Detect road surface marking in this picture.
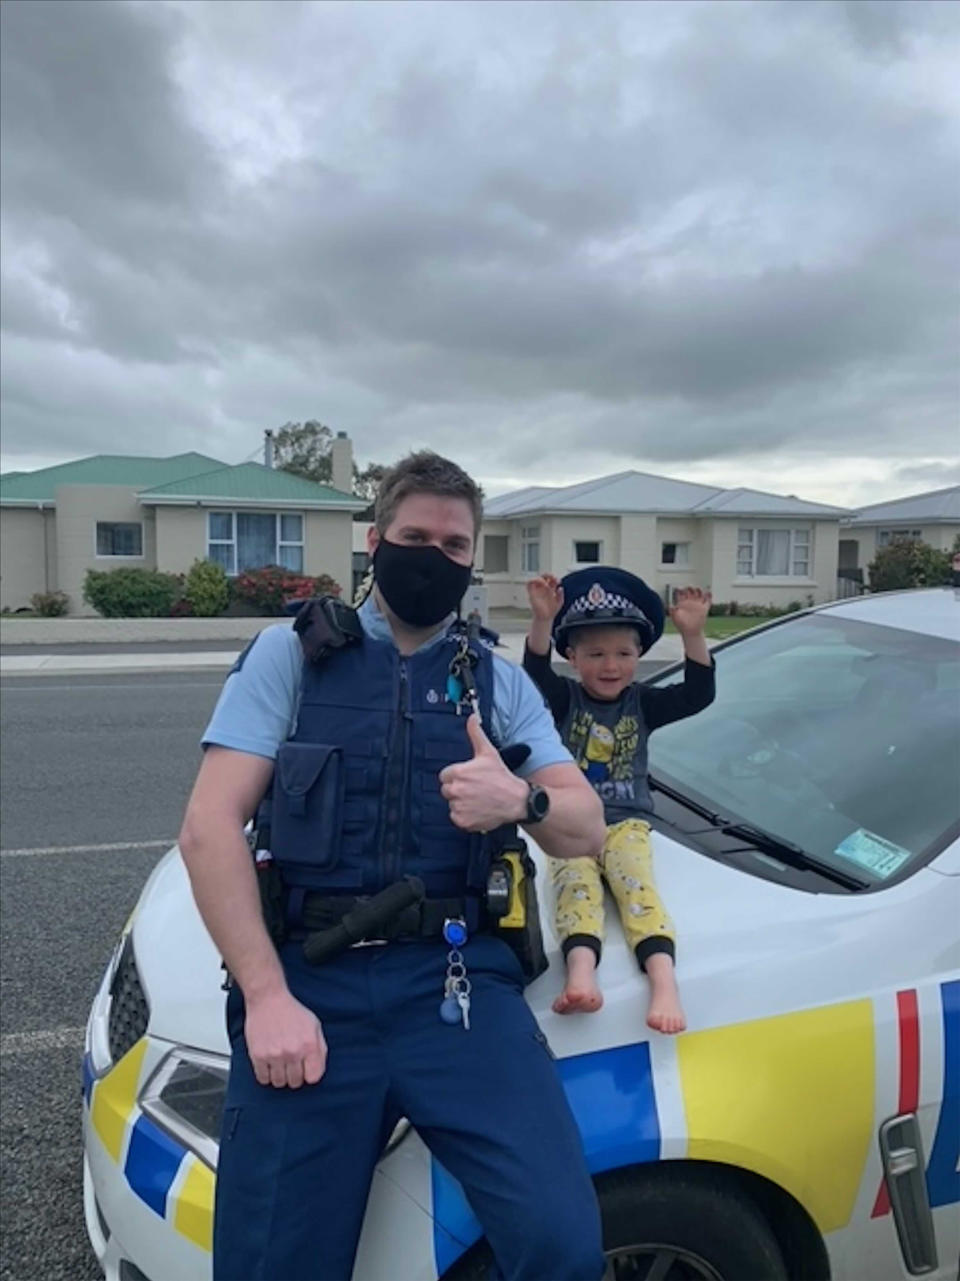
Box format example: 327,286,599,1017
1,839,173,858
1,1027,86,1056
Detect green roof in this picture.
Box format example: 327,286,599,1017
0,452,224,504
0,453,363,508
139,462,362,507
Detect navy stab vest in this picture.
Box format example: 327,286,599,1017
262,624,496,900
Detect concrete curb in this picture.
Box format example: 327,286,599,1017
0,616,288,646
0,630,698,678
0,651,243,677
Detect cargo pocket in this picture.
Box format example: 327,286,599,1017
272,743,344,872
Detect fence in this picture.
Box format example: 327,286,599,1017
836,569,866,599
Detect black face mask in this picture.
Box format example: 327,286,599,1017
373,539,473,628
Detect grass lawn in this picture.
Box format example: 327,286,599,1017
664,615,765,639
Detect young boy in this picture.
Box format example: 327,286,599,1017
524,567,714,1034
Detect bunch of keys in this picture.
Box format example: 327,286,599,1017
447,635,481,724
439,918,471,1030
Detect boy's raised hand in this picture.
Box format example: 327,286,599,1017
670,586,712,636
527,574,564,622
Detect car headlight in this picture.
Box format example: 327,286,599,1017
140,1048,229,1169
139,1049,412,1169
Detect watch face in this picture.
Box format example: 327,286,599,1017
527,785,549,822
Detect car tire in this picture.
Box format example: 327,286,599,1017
598,1165,789,1280
443,1164,789,1281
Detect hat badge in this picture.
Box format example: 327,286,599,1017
587,582,606,606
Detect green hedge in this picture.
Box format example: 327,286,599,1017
184,559,230,617
83,568,184,618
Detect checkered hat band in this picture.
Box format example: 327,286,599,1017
563,592,649,625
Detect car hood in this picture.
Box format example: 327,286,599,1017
133,832,958,1056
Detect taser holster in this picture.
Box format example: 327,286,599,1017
487,829,548,984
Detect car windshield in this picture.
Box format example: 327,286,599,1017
648,612,960,887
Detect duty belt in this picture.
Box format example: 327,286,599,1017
298,877,488,965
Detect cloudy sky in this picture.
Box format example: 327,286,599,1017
1,0,957,506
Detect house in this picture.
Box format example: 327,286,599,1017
839,486,960,585
479,471,851,609
0,435,365,614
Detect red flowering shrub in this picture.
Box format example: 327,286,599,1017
230,566,341,615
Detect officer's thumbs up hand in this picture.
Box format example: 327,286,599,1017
440,715,529,832
466,712,497,758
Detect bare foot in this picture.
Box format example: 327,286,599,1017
644,952,686,1035
553,945,604,1015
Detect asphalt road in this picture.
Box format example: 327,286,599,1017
0,672,223,1281
0,659,672,1281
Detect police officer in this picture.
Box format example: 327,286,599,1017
179,451,608,1281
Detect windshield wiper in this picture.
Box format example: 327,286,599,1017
648,773,726,825
648,772,869,891
718,820,869,890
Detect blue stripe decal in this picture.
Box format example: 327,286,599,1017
81,1053,95,1107
562,1039,660,1173
431,1041,660,1273
926,979,960,1209
124,1115,185,1218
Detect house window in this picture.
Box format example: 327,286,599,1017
207,511,305,575
484,534,509,574
877,528,923,548
737,526,812,578
96,522,143,557
278,513,304,572
573,540,601,564
521,525,540,574
661,541,690,566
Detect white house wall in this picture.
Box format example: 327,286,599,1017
618,515,659,579
154,506,353,595
479,511,845,610
154,507,207,576
303,511,352,592
842,522,959,585
0,507,50,611
705,518,839,607
55,485,154,616
548,516,621,574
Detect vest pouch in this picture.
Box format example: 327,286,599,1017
272,743,344,877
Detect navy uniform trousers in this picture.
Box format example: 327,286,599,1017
213,934,605,1281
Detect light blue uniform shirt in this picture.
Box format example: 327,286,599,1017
202,597,572,779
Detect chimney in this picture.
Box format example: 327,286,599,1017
330,431,353,494
264,429,274,469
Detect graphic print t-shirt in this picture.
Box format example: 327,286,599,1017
559,682,653,823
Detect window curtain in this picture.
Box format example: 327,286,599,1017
237,513,276,570
756,529,790,575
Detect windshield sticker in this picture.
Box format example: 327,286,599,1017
835,829,912,879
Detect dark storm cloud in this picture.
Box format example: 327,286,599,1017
0,0,957,500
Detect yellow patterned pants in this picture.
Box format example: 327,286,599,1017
548,818,675,968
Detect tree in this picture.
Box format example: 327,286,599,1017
273,421,335,484
354,462,386,504
868,538,953,592
272,422,386,517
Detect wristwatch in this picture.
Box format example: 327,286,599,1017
524,783,550,824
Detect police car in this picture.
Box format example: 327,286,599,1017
82,588,960,1281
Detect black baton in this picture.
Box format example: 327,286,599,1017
302,876,426,965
